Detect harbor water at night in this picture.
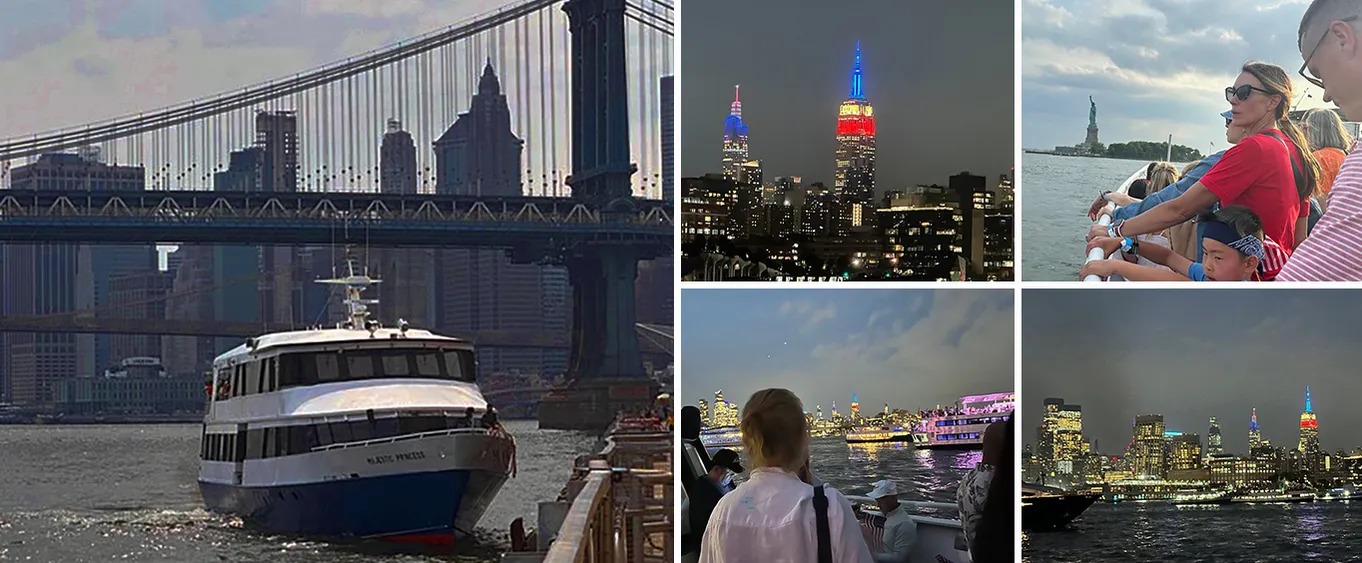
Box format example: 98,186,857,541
1024,498,1362,562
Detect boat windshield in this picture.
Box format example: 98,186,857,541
277,348,475,388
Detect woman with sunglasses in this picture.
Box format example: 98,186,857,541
1088,62,1321,255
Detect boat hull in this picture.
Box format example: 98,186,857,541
912,441,982,450
859,511,970,563
846,436,913,444
198,431,512,540
1021,492,1100,530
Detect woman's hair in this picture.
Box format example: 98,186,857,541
1146,162,1179,196
1181,160,1199,177
971,417,1014,562
1302,107,1354,153
1242,61,1321,202
739,388,808,471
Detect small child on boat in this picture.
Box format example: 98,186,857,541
1080,206,1286,281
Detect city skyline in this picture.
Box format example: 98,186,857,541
1024,290,1362,454
682,288,1014,414
1023,0,1336,154
680,0,1014,192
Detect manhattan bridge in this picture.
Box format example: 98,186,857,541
0,0,674,429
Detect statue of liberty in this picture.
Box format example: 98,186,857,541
1089,96,1097,127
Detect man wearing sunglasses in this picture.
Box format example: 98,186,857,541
1280,0,1362,280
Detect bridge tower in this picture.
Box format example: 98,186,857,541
539,0,657,430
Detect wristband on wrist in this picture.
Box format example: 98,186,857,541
1120,236,1133,253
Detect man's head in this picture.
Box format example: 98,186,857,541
708,448,744,483
1299,0,1362,119
982,420,1007,466
1198,206,1265,281
866,479,900,512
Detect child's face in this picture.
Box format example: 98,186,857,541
1202,238,1257,281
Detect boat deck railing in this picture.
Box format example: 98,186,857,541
1083,166,1148,282
843,495,963,529
506,419,672,563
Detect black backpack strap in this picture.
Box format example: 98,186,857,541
813,484,832,563
1261,130,1307,201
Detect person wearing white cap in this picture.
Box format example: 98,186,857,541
866,479,916,562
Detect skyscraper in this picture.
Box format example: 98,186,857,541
698,399,709,426
432,63,567,378
661,75,675,202
1249,407,1262,451
254,111,297,193
851,393,860,418
1207,416,1223,459
1168,432,1202,472
952,172,988,278
1038,397,1085,477
380,118,418,195
721,85,749,181
835,42,876,207
1131,414,1166,478
434,62,524,196
1299,387,1320,472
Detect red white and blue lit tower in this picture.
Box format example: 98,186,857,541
721,85,750,181
851,393,860,418
1248,407,1261,451
835,42,876,215
1298,387,1320,459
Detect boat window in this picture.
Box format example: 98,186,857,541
246,429,263,461
264,358,276,392
263,427,276,459
314,420,333,449
329,420,353,444
444,350,476,382
318,353,341,382
380,353,411,377
414,352,441,377
346,355,374,380
350,419,374,442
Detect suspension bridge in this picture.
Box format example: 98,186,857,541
0,0,674,430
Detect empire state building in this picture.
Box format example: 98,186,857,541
835,42,876,209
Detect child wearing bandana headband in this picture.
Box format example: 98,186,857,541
1082,206,1281,281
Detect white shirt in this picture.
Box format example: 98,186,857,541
872,504,916,563
700,467,874,563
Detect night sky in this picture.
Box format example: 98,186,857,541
1024,290,1362,456
680,0,1015,192
681,288,1014,415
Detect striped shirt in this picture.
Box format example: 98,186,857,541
1278,144,1362,281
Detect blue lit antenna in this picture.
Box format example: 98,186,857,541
849,41,865,99
1305,386,1312,413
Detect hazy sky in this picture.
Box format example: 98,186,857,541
1023,0,1336,155
682,289,1014,414
680,0,1015,191
0,0,672,196
1024,290,1362,456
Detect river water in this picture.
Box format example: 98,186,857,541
1021,152,1191,281
719,437,980,509
0,420,595,562
1023,501,1362,562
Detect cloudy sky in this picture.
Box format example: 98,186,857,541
1023,0,1334,154
682,289,1014,415
0,0,672,196
681,0,1015,192
1024,290,1362,456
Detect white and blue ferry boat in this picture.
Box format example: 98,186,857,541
197,258,515,543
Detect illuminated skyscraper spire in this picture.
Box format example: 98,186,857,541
721,85,750,180
731,85,742,118
1305,386,1312,413
1248,407,1261,451
849,41,865,99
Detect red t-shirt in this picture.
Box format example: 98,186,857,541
1198,130,1308,249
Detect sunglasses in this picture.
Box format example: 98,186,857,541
1300,15,1360,89
1225,84,1276,102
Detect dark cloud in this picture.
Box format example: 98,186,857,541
1023,289,1362,456
681,0,1015,191
1022,0,1328,151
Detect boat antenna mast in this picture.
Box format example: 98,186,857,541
315,247,382,333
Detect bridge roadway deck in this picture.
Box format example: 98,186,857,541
0,189,672,251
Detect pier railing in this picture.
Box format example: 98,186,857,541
505,418,672,563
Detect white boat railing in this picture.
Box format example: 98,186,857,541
311,426,490,452
1083,165,1150,282
844,495,963,528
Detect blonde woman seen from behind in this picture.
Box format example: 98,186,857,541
1302,107,1353,213
700,389,874,563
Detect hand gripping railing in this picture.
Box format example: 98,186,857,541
1083,166,1149,282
